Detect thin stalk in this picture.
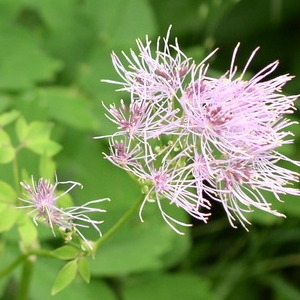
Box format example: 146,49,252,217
0,254,27,279
94,194,145,252
0,250,53,279
16,257,34,300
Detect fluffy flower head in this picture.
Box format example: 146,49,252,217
101,27,299,232
19,176,109,249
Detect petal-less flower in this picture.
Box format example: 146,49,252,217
180,43,300,227
101,98,180,140
19,176,109,249
101,27,300,232
130,150,211,234
181,47,298,160
103,26,194,101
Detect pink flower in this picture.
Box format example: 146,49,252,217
19,176,109,249
101,98,180,140
103,137,143,168
101,28,300,231
130,150,211,234
181,44,298,160
103,26,194,101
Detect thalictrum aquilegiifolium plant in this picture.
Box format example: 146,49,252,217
1,26,299,298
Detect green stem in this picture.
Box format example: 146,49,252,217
0,250,53,279
94,194,145,252
0,254,27,279
16,257,34,300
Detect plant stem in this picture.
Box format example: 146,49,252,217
0,250,53,279
16,257,34,300
0,255,27,279
94,194,145,252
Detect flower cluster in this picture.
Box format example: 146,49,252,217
98,27,300,232
19,176,109,249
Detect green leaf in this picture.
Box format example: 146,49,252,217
0,24,62,90
0,204,19,232
28,138,61,157
51,246,80,260
0,110,19,127
25,122,53,142
0,130,15,164
0,181,16,204
39,155,56,179
36,88,98,131
15,117,28,143
15,88,99,130
78,257,90,283
31,257,116,300
17,214,38,245
0,181,18,232
24,122,62,156
51,260,78,295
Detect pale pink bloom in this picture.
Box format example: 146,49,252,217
101,98,180,140
128,150,211,234
181,52,298,160
103,137,144,169
103,26,194,101
101,29,299,231
191,148,300,228
19,176,109,249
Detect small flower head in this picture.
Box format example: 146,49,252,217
102,98,180,140
134,150,211,234
182,75,297,160
104,26,194,100
19,176,109,249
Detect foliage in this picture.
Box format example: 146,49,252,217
0,0,299,299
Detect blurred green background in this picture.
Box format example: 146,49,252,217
0,0,300,299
